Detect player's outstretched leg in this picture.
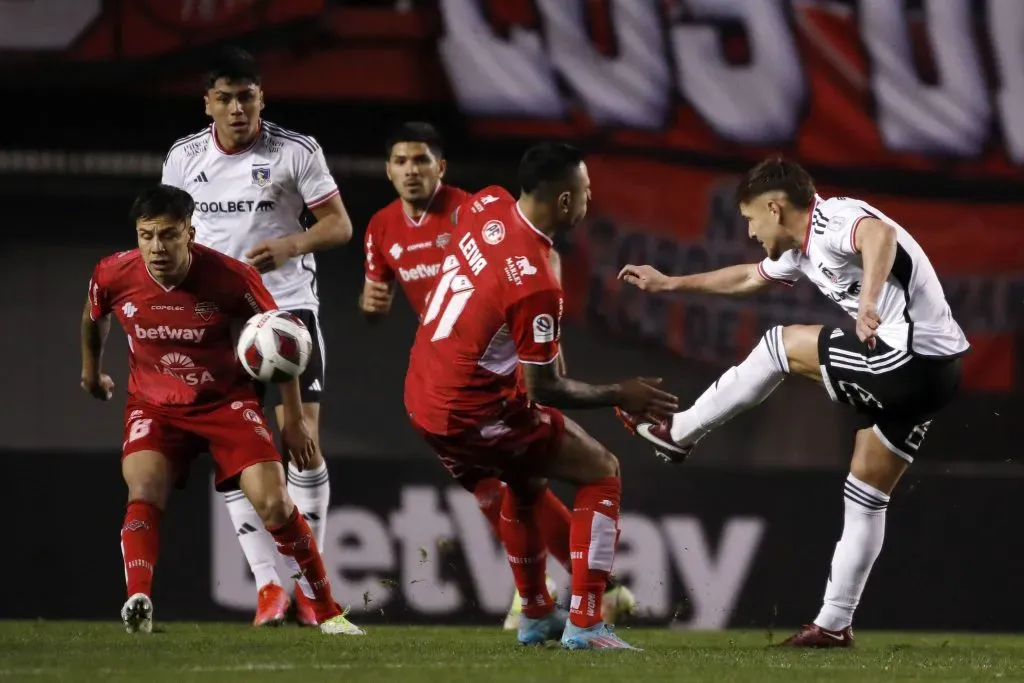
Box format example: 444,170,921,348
781,427,907,648
221,489,289,627
120,450,173,634
239,461,364,636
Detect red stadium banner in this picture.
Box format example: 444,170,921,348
561,157,1024,392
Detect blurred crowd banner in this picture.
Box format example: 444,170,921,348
6,454,1022,631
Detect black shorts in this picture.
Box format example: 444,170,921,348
818,327,962,462
259,308,325,408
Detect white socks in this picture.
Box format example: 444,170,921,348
814,474,889,631
287,461,330,550
670,326,789,444
223,489,281,589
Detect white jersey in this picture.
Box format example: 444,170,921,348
758,195,969,358
161,121,340,313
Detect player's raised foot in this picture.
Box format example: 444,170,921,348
517,607,568,646
503,575,558,630
121,593,153,634
777,624,855,648
292,584,318,627
253,582,290,627
602,576,637,624
320,607,366,635
561,621,641,651
615,409,693,464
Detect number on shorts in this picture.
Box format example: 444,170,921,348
904,419,932,453
836,380,884,411
128,418,152,442
423,255,475,342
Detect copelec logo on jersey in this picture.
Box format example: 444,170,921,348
532,314,556,343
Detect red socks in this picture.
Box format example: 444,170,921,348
569,476,621,628
268,507,340,623
537,488,573,572
121,500,161,598
499,489,553,619
473,478,506,539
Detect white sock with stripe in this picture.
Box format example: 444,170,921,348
670,325,789,444
814,474,889,631
287,461,330,550
223,490,281,589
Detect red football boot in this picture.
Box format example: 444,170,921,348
778,624,855,648
253,583,290,627
615,408,692,464
292,584,319,627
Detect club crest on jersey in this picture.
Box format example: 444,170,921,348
194,301,219,321
251,165,271,187
482,220,505,245
436,232,451,249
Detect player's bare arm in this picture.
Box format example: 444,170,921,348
278,376,316,470
522,360,678,418
359,279,395,318
80,296,114,400
548,249,568,375
246,195,353,273
852,218,897,349
618,262,768,296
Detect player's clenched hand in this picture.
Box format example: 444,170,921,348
615,377,679,420
81,373,115,401
856,302,881,350
359,281,393,316
618,264,670,293
246,238,297,273
281,418,316,471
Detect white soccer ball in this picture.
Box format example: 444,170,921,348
236,310,312,382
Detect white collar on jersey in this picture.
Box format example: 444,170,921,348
515,201,554,246
145,249,193,292
404,183,441,227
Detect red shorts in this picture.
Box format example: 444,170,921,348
122,398,281,489
409,402,565,491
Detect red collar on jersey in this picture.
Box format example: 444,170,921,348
514,201,554,247
801,194,820,256
404,184,443,227
211,122,261,156
143,247,193,292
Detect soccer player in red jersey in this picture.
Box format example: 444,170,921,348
362,124,635,629
404,143,677,649
80,185,363,635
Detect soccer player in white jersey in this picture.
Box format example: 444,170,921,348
161,48,358,631
617,158,968,647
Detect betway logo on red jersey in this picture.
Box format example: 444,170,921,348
399,263,441,282
135,324,206,342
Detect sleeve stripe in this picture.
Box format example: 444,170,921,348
851,215,867,253
519,354,560,366
757,262,796,287
307,188,340,209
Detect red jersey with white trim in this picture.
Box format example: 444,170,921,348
404,187,564,434
161,122,339,313
88,244,277,408
364,184,471,316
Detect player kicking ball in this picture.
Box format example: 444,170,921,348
404,143,677,649
80,185,360,636
361,122,635,630
618,159,967,647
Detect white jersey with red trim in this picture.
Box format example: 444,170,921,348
758,194,969,358
161,121,340,313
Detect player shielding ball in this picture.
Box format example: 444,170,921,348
80,185,360,636
618,159,968,647
362,123,635,629
404,143,677,650
161,48,354,628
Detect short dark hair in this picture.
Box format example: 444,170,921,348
129,185,195,224
204,47,261,89
735,158,816,209
385,122,444,158
517,142,584,198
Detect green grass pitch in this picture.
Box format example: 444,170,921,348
1,622,1023,682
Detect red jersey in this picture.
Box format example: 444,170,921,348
404,187,563,434
364,184,471,316
88,244,276,408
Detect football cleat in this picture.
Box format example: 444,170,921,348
778,623,855,648
518,607,568,645
602,577,637,624
292,584,319,627
503,575,558,630
616,409,692,464
121,593,153,634
253,582,290,627
561,621,641,651
320,607,366,635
